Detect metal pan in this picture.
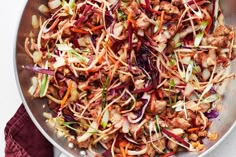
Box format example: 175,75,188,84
14,0,236,156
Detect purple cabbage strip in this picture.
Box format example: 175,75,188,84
24,65,54,75
204,110,219,119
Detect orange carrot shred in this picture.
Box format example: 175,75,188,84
157,11,165,35
61,80,73,108
91,25,104,31
119,141,128,157
187,127,200,132
71,27,89,34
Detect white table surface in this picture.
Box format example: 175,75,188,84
1,1,236,157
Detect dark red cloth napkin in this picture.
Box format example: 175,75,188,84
4,104,54,157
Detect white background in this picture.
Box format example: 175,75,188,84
0,1,236,157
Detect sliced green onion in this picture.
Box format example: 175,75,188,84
185,61,193,82
32,15,39,29
202,94,220,103
40,61,49,97
155,115,161,133
56,43,89,63
173,33,182,48
56,43,73,51
154,25,159,33
62,0,75,15
184,0,203,18
194,32,204,47
101,109,109,129
62,121,81,132
202,83,213,96
77,121,98,143
194,21,208,47
38,4,50,15
199,21,209,30
170,79,176,87
62,121,98,133
169,79,177,105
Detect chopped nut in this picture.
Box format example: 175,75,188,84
207,132,218,141
167,139,178,152
189,133,198,141
198,130,208,137
191,141,205,151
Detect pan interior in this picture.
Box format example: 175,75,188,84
14,0,236,156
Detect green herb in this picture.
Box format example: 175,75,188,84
169,79,177,105
101,76,109,109
62,121,81,132
118,10,127,21
62,121,98,133
101,109,109,128
56,43,89,63
62,0,75,15
169,58,177,66
155,115,161,133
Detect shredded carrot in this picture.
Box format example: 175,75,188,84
150,93,156,112
91,25,104,31
109,61,120,85
160,152,175,157
156,11,165,35
61,80,73,108
108,55,117,64
86,21,94,28
120,146,126,157
187,127,200,132
127,13,135,25
205,17,212,33
71,27,89,34
119,141,128,157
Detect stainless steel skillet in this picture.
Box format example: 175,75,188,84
14,0,236,156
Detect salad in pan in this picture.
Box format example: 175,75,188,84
24,0,236,156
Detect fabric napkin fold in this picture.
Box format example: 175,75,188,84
4,104,54,157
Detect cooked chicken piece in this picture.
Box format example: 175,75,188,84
160,1,180,15
150,100,167,114
195,114,208,127
88,104,102,119
119,73,130,83
189,133,198,141
198,130,208,137
207,36,228,48
151,0,160,6
214,25,230,37
113,22,124,37
171,117,191,130
77,138,91,148
134,79,145,90
167,139,178,152
171,0,182,6
146,144,156,157
136,13,151,29
133,101,144,111
177,110,197,121
153,138,166,154
126,1,140,15
198,103,211,113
